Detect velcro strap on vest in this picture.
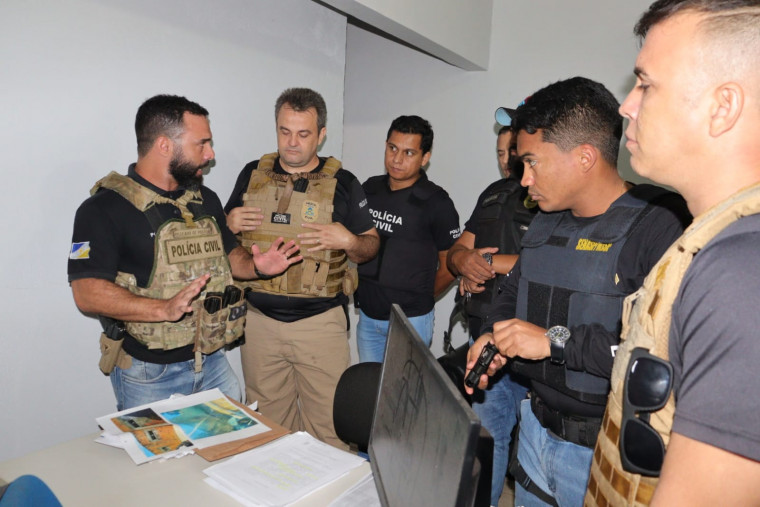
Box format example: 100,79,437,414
301,259,318,293
278,177,296,214
531,395,601,448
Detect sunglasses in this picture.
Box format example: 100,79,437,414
620,347,673,477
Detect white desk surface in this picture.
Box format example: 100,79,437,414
0,433,371,506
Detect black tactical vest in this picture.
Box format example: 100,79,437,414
510,185,666,406
467,176,537,320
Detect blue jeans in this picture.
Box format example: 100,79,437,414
514,399,594,507
110,349,241,411
470,343,528,505
356,309,434,362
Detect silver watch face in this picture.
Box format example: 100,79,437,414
546,325,571,344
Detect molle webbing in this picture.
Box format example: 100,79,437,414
238,154,353,297
91,171,202,228
585,182,760,507
92,172,243,362
513,190,657,403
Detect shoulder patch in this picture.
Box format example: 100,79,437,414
69,241,91,260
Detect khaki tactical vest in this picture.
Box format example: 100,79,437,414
92,172,246,368
585,183,760,506
238,153,357,297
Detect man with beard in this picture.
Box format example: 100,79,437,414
68,94,301,410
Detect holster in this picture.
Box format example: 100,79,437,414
342,266,358,296
98,333,131,375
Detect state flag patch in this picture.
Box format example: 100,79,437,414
69,241,91,260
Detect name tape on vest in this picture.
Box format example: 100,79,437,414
271,212,291,225
165,236,223,264
576,238,612,252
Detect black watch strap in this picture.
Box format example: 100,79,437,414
550,339,566,365
255,265,275,280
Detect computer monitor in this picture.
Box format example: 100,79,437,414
368,305,493,507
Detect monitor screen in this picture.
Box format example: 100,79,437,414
368,305,492,507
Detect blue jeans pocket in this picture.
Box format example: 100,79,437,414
121,359,170,384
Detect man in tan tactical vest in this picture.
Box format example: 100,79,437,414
586,2,760,505
225,88,379,449
68,94,300,411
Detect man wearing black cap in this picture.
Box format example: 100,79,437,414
446,111,537,505
465,77,690,506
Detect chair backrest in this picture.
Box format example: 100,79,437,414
333,362,382,452
0,475,62,507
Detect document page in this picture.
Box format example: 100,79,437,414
203,432,366,506
328,472,381,507
95,389,271,464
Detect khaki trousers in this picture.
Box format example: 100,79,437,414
241,304,350,450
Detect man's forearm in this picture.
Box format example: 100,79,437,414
446,243,469,276
446,232,476,276
228,245,255,280
492,253,519,275
345,231,380,264
71,278,168,322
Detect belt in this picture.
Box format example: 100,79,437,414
530,395,601,448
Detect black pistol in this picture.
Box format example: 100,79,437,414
464,343,499,388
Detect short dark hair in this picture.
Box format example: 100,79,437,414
497,125,512,137
635,0,760,38
135,95,208,157
386,115,434,154
275,88,327,131
511,76,622,166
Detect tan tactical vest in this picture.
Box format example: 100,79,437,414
92,173,245,365
238,153,357,297
585,183,760,506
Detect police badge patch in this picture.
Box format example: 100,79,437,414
302,200,319,222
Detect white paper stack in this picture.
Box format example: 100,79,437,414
203,432,367,507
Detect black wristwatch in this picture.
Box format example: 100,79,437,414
546,325,571,365
255,265,275,280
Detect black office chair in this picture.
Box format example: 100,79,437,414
333,362,382,453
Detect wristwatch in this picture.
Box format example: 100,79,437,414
254,264,275,280
482,252,493,266
546,325,571,365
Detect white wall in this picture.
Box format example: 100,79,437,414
320,0,493,69
342,0,655,358
0,0,347,462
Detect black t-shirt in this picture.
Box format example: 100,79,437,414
484,189,692,417
225,156,374,322
68,164,239,363
355,173,460,319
